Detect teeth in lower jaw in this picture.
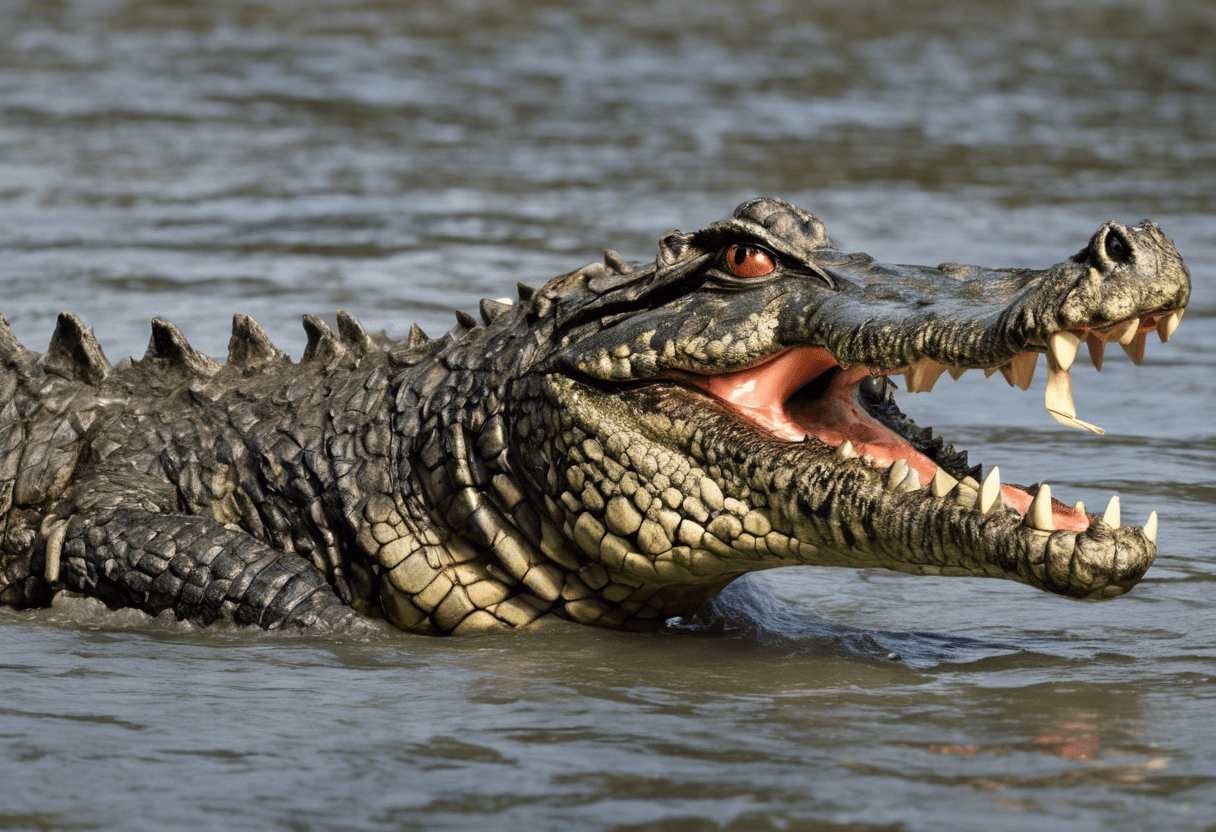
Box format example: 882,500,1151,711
1074,501,1086,515
954,477,979,507
1158,309,1183,343
897,467,921,492
1144,511,1158,545
836,440,859,460
979,467,1002,514
1026,484,1054,531
886,459,910,490
930,467,958,498
1049,331,1082,372
1103,495,1121,528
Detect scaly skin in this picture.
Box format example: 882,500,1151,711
0,198,1192,633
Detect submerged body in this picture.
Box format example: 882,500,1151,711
0,199,1191,633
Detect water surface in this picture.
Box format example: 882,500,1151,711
2,2,1214,830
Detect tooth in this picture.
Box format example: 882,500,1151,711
954,478,979,507
931,468,958,498
1106,319,1139,346
1008,351,1039,390
1086,333,1105,372
886,459,910,490
1045,365,1105,434
979,467,1002,515
1073,501,1086,516
863,454,876,466
1157,309,1183,343
836,440,858,460
948,366,967,380
1121,331,1147,365
897,468,921,492
1144,511,1157,545
984,366,1000,378
1102,495,1121,528
1049,331,1082,372
1026,484,1054,531
905,359,947,393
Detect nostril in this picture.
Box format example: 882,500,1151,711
1103,229,1132,265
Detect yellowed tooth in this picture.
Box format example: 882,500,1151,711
984,366,1000,378
1102,495,1121,528
1111,318,1140,346
1073,501,1086,516
1008,351,1039,390
1122,330,1147,365
1027,484,1054,531
1049,331,1082,372
886,459,910,491
837,440,859,460
931,467,958,498
905,359,947,393
897,467,921,492
979,467,1002,515
947,366,967,380
1157,309,1183,343
1144,511,1158,545
1045,365,1105,434
1086,333,1105,372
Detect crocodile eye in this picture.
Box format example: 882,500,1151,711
724,244,776,278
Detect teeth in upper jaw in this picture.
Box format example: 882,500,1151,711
1109,319,1141,346
886,459,910,490
930,467,958,498
947,366,967,380
904,359,947,393
1026,484,1054,531
836,440,859,460
978,467,1003,514
1049,331,1082,372
1102,495,1121,528
1045,364,1105,434
1158,309,1183,343
1144,511,1158,545
1122,331,1147,365
999,351,1039,390
1086,333,1106,372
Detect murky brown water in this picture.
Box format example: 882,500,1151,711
2,1,1215,830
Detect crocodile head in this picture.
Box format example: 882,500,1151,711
505,197,1190,626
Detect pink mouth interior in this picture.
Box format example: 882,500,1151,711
666,346,1090,532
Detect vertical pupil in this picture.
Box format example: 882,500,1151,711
733,247,747,265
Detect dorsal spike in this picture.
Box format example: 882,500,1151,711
517,282,537,301
406,323,431,351
302,314,347,365
604,249,633,275
454,309,479,330
147,318,220,377
0,313,35,366
42,312,112,385
228,314,286,369
335,310,374,356
479,298,512,326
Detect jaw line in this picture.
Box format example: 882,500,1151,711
660,345,1090,533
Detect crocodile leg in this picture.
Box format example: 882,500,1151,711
53,509,361,630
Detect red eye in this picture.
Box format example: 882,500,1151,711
725,244,776,278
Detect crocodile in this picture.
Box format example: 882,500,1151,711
0,198,1191,634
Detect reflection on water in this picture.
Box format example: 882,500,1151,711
1,1,1215,830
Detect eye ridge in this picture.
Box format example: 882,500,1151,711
724,243,777,278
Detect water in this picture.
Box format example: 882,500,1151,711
2,1,1215,829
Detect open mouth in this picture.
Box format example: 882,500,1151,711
660,307,1184,538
